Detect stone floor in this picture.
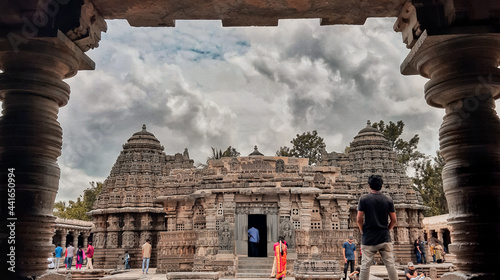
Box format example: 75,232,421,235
44,264,454,280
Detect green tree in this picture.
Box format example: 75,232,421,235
413,152,448,216
276,146,292,157
53,181,103,221
276,130,326,165
372,120,424,169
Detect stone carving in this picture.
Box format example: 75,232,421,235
279,219,295,249
94,232,106,248
218,221,233,251
276,159,285,172
122,231,137,248
107,232,119,248
140,231,153,245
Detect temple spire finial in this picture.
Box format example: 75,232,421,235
367,120,371,127
142,124,147,130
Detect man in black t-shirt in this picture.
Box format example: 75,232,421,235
356,175,398,280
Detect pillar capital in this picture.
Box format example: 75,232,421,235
399,31,500,108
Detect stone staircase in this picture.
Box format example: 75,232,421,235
237,257,274,278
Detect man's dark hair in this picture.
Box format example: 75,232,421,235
368,175,383,191
57,243,61,247
146,239,150,243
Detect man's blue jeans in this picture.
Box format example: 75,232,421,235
415,251,422,263
66,257,73,269
142,257,150,273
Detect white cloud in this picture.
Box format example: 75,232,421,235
1,18,453,201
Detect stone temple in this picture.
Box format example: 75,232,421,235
90,122,426,277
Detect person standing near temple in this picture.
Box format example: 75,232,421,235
124,251,131,269
418,237,427,264
65,242,75,270
86,241,94,270
434,242,444,263
142,239,152,274
273,236,287,280
75,245,86,269
414,238,422,264
248,226,260,257
343,236,357,280
356,175,398,280
54,243,63,270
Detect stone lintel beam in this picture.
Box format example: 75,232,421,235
89,0,408,27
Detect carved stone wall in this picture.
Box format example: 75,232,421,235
92,123,426,273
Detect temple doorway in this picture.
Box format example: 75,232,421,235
235,203,278,257
248,214,267,257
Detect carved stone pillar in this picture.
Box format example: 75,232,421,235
0,33,94,277
400,31,500,278
60,229,67,248
73,232,79,248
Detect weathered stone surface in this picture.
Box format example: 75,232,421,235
92,122,425,275
89,0,408,27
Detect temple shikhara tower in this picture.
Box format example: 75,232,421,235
90,123,425,277
90,125,194,268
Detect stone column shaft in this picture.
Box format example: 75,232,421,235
73,232,79,248
401,32,500,279
61,230,67,248
0,33,93,278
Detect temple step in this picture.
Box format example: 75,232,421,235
237,257,274,278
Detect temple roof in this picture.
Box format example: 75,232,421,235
122,124,164,151
249,145,264,156
350,120,391,152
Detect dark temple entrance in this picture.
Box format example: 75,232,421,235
248,214,267,257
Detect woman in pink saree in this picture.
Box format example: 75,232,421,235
274,236,287,279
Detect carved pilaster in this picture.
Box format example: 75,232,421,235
298,195,314,231
203,195,217,230
399,24,500,278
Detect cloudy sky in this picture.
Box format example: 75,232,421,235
48,17,448,202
